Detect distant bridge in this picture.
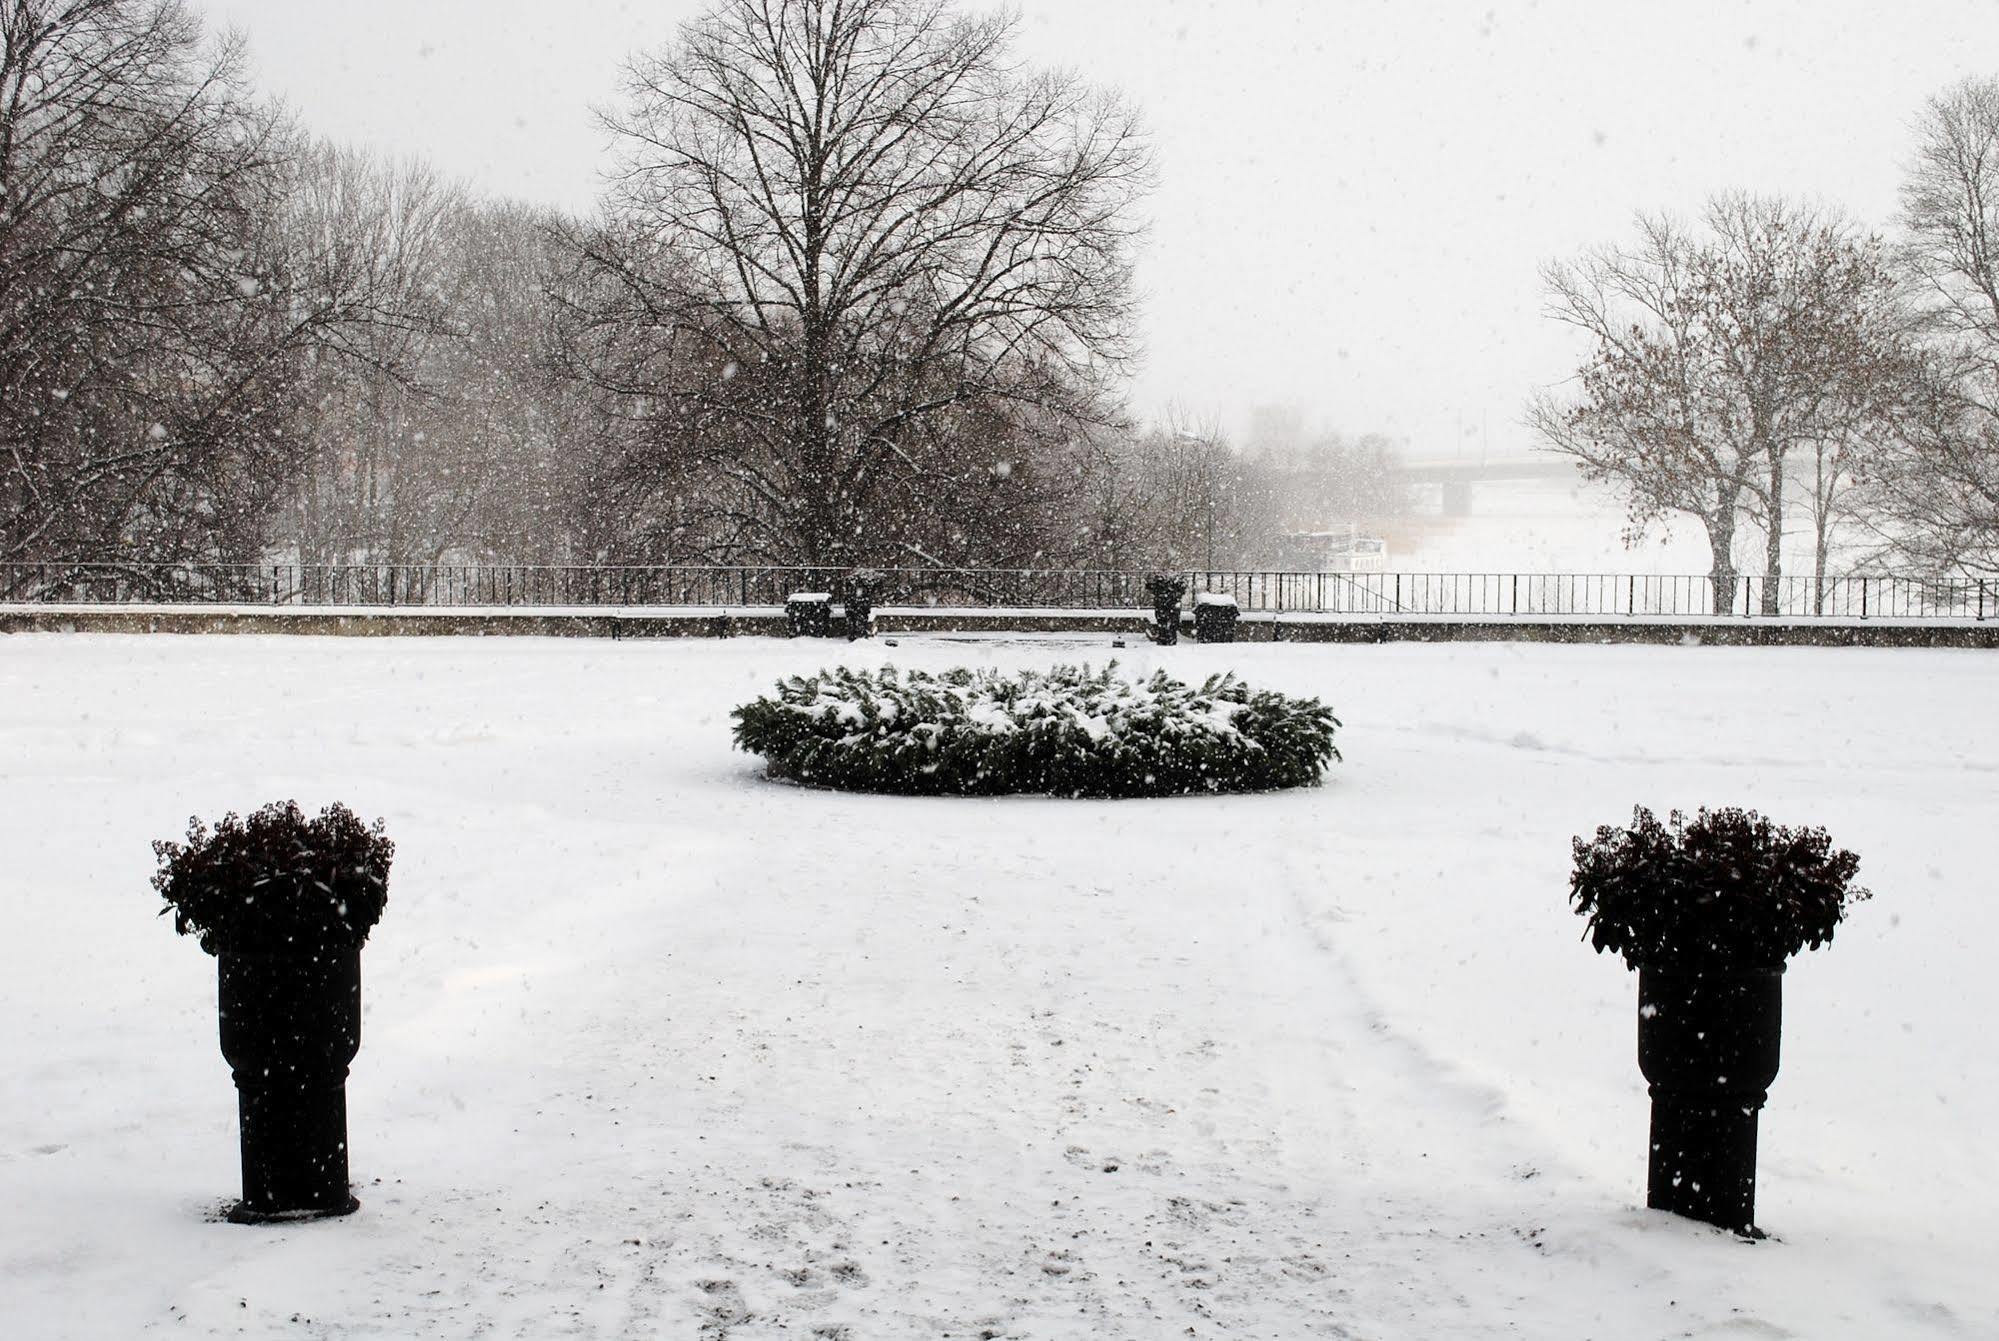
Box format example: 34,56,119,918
1399,456,1581,516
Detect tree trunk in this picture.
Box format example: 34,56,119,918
1710,550,1739,614
1814,514,1831,617
796,263,843,567
1706,505,1739,615
1761,447,1784,615
1810,440,1840,617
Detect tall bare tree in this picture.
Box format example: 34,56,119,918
1903,77,1999,349
281,144,458,567
2,0,267,565
1145,416,1240,573
572,0,1151,567
0,1,443,579
1532,196,1910,612
424,201,590,564
1069,414,1295,573
1070,427,1160,571
1863,76,1999,576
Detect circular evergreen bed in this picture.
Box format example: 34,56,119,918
731,663,1340,798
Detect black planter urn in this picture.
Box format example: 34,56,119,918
1194,594,1240,643
842,575,875,641
1145,575,1187,645
1636,964,1783,1235
786,592,833,638
217,949,363,1223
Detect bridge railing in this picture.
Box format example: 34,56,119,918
2,562,1991,620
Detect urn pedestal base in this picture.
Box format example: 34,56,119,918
218,950,362,1224
1637,965,1783,1236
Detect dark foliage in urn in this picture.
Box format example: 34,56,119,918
732,663,1340,798
1570,806,1866,969
152,802,394,955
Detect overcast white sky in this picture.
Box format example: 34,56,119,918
209,0,1999,460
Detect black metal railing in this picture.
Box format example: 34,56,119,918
1188,570,1996,620
0,562,1173,610
2,561,1992,620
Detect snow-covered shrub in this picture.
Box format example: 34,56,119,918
1569,806,1867,969
152,802,394,954
732,663,1340,797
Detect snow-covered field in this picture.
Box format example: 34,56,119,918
3,632,1994,1339
1396,475,1874,578
1401,476,1710,573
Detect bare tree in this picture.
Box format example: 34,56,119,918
1148,415,1240,573
279,158,585,571
281,143,459,567
1903,77,1999,350
1803,428,1868,606
0,1,445,579
1070,428,1163,571
574,0,1151,567
1863,76,1999,576
425,201,592,564
1532,196,1909,612
1,0,268,565
1068,413,1285,573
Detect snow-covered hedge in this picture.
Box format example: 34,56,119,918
732,663,1340,797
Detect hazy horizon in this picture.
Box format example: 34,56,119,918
209,0,1999,460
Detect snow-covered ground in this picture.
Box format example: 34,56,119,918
1400,476,1707,573
2,633,1994,1339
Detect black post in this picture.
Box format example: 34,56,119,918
217,950,363,1223
1636,965,1783,1236
843,571,878,640
1144,574,1186,645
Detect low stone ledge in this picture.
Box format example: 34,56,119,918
4,604,1996,647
